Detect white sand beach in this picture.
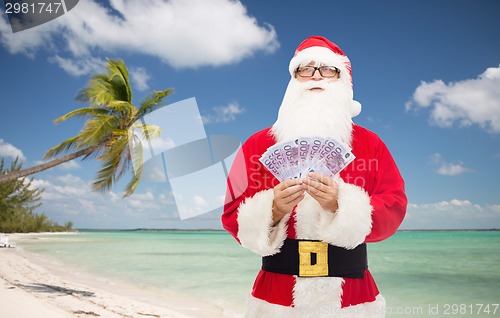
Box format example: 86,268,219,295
0,233,236,318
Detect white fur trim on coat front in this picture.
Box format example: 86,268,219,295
237,189,289,256
245,293,386,318
294,179,372,249
316,178,373,249
293,276,343,314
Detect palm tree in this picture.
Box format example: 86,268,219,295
0,58,172,197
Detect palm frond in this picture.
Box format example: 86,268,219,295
137,88,173,119
107,101,134,115
99,132,129,162
92,134,131,193
53,107,110,124
106,58,132,103
128,133,145,177
121,133,144,198
123,163,142,197
139,124,162,140
92,156,119,193
78,115,119,146
39,58,174,197
43,136,80,160
76,75,116,107
75,59,133,107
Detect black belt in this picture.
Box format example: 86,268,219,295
262,239,367,278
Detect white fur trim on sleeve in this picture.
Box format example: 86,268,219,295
316,179,373,249
236,189,290,256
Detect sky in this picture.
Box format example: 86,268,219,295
0,0,499,230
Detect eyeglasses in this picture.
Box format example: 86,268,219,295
295,66,340,78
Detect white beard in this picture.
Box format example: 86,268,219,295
271,79,354,145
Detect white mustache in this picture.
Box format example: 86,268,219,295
298,80,334,91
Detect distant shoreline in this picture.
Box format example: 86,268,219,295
4,228,498,237
74,228,500,232
398,228,499,232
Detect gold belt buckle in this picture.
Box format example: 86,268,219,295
298,241,329,277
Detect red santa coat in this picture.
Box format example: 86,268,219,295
222,125,407,318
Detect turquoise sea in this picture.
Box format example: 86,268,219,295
18,230,500,317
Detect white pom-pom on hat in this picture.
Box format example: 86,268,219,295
351,100,362,117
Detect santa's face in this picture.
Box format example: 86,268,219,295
271,61,354,145
294,62,340,87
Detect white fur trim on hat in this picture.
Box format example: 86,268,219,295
289,46,351,82
237,189,290,256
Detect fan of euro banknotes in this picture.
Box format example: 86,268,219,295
259,137,355,182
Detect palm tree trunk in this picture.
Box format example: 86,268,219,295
0,145,100,184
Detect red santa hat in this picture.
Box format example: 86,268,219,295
288,36,362,117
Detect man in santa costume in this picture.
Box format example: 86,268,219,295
222,36,407,318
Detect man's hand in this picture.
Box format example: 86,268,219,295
303,172,339,213
272,178,305,225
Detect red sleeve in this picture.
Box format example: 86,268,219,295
221,143,250,242
221,128,276,242
365,134,407,242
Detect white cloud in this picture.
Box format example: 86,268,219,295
0,0,278,75
202,102,245,124
402,199,500,230
0,139,26,161
48,55,106,76
58,160,82,171
0,11,54,57
33,159,82,171
435,164,469,176
28,173,179,227
149,136,176,151
171,188,226,219
128,191,160,209
56,173,86,186
406,65,500,133
429,153,471,176
194,195,208,206
143,165,167,182
130,67,151,92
